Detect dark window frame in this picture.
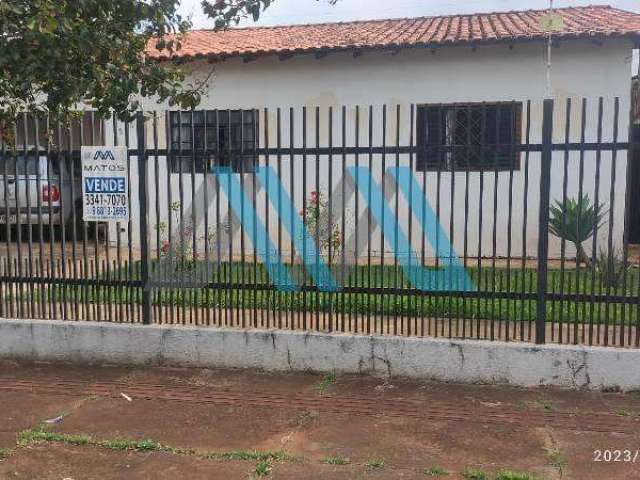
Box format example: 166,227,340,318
168,109,258,174
416,102,522,172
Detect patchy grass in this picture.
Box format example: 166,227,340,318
316,372,336,394
213,450,294,463
18,428,91,447
0,448,12,460
424,465,449,476
321,455,350,465
495,470,539,480
366,457,385,470
100,438,164,451
17,427,294,466
37,260,640,325
461,468,489,480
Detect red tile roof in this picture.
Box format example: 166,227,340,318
149,5,640,62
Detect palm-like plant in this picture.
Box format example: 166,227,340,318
548,194,606,266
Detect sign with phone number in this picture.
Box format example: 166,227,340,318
81,146,129,222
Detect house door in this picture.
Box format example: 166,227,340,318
628,125,640,244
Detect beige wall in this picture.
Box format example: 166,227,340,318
109,39,635,262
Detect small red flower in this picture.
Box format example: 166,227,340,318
310,191,319,204
160,241,170,254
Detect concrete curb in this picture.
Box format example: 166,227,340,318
1,318,639,389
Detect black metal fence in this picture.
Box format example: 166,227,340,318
1,97,638,348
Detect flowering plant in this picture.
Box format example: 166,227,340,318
300,190,342,264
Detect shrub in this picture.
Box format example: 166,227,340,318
548,194,606,266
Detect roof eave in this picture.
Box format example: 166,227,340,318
150,32,640,64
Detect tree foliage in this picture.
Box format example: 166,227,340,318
201,0,337,29
0,0,200,124
0,0,335,129
202,0,276,29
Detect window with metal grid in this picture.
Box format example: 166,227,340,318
169,110,257,173
416,102,522,171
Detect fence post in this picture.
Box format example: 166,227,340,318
136,111,152,325
536,99,554,344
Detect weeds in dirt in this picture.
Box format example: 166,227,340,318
461,468,489,480
531,397,554,412
424,465,449,476
495,470,539,480
215,450,294,462
366,457,385,470
101,438,164,451
18,428,91,447
544,445,567,475
316,372,336,394
0,448,12,460
17,427,295,467
253,460,272,477
322,455,350,465
615,408,639,417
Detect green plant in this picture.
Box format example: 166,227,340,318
322,455,350,465
495,470,538,480
316,371,336,393
366,457,385,470
596,249,629,289
254,460,272,477
461,468,489,480
0,448,12,460
548,194,606,266
424,465,449,476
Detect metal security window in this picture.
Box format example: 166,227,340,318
416,102,522,171
169,110,257,173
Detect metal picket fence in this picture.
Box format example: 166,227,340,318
1,97,639,347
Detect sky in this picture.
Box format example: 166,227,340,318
179,0,640,29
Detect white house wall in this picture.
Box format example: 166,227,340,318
105,39,634,263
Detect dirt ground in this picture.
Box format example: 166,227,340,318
1,361,640,479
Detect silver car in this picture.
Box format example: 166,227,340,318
0,154,80,230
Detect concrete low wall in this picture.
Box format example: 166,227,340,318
1,318,639,390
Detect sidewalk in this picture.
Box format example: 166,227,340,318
1,360,639,479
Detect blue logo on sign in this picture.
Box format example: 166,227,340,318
84,177,126,193
93,150,115,161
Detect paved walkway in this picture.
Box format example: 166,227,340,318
1,360,640,479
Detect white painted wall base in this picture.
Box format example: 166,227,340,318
1,319,638,390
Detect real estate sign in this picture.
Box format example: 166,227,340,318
81,146,129,222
